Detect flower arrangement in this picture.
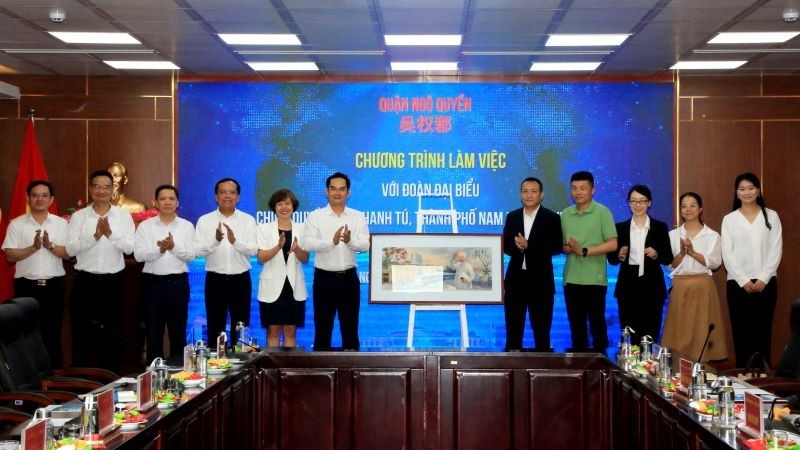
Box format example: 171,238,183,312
61,199,158,228
132,208,158,227
383,247,411,267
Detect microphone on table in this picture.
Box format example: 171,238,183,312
92,319,147,354
697,323,716,362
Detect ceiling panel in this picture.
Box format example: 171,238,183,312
0,0,798,76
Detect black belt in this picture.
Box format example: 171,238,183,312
315,267,356,277
19,276,63,287
76,270,122,280
143,273,188,282
207,271,249,280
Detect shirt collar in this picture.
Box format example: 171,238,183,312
216,208,238,219
631,215,651,231
569,200,596,215
324,204,349,216
523,206,540,218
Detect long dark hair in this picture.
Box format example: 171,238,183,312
732,172,771,229
679,192,704,225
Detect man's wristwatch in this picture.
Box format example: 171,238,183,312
582,247,588,257
47,242,55,251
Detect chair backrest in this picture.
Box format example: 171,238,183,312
10,297,53,378
0,303,44,391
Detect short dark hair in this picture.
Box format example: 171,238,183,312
26,180,53,197
89,169,113,184
215,178,241,195
326,172,350,189
628,184,652,202
155,184,179,200
520,177,543,191
570,170,594,187
268,189,299,212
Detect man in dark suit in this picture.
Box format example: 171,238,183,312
503,177,564,351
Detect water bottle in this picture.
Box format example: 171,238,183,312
640,335,653,362
150,357,168,392
657,347,672,383
617,326,635,370
196,340,209,375
81,394,98,436
217,331,228,358
183,342,196,372
690,363,707,401
716,376,736,429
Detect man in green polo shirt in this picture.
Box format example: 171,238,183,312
561,171,618,353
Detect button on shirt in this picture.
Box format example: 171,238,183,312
303,205,370,271
134,215,195,275
193,209,258,274
628,216,650,277
66,204,135,274
668,224,722,277
1,213,68,279
521,206,538,270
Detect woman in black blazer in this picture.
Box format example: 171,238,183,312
608,185,673,344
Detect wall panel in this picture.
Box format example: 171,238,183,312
88,120,173,206
679,76,761,97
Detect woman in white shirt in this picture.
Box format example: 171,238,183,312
721,173,782,368
661,192,728,362
257,189,309,347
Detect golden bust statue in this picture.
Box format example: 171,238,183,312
107,162,147,213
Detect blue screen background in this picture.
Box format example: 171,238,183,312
177,81,674,352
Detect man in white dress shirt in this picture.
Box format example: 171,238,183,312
304,172,370,351
67,170,135,370
193,178,257,348
2,180,70,368
135,184,194,365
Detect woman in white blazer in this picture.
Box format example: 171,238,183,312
721,172,782,368
257,189,309,347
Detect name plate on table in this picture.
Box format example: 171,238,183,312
679,358,693,392
97,389,115,434
21,419,46,450
138,370,154,410
741,391,764,437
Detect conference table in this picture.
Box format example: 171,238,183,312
8,350,771,449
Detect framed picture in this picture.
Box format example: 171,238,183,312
369,233,503,304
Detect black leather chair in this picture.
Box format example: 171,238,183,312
11,297,118,385
0,302,63,413
0,406,32,433
776,299,800,378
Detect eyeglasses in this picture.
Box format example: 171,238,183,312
628,200,650,206
91,184,112,191
29,193,51,199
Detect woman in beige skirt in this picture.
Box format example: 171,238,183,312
661,192,728,362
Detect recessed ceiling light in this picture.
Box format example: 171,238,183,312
545,34,630,47
246,62,319,71
385,35,462,46
708,32,800,44
391,62,458,71
103,61,180,70
670,60,747,70
219,34,301,46
529,62,601,71
49,32,140,45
